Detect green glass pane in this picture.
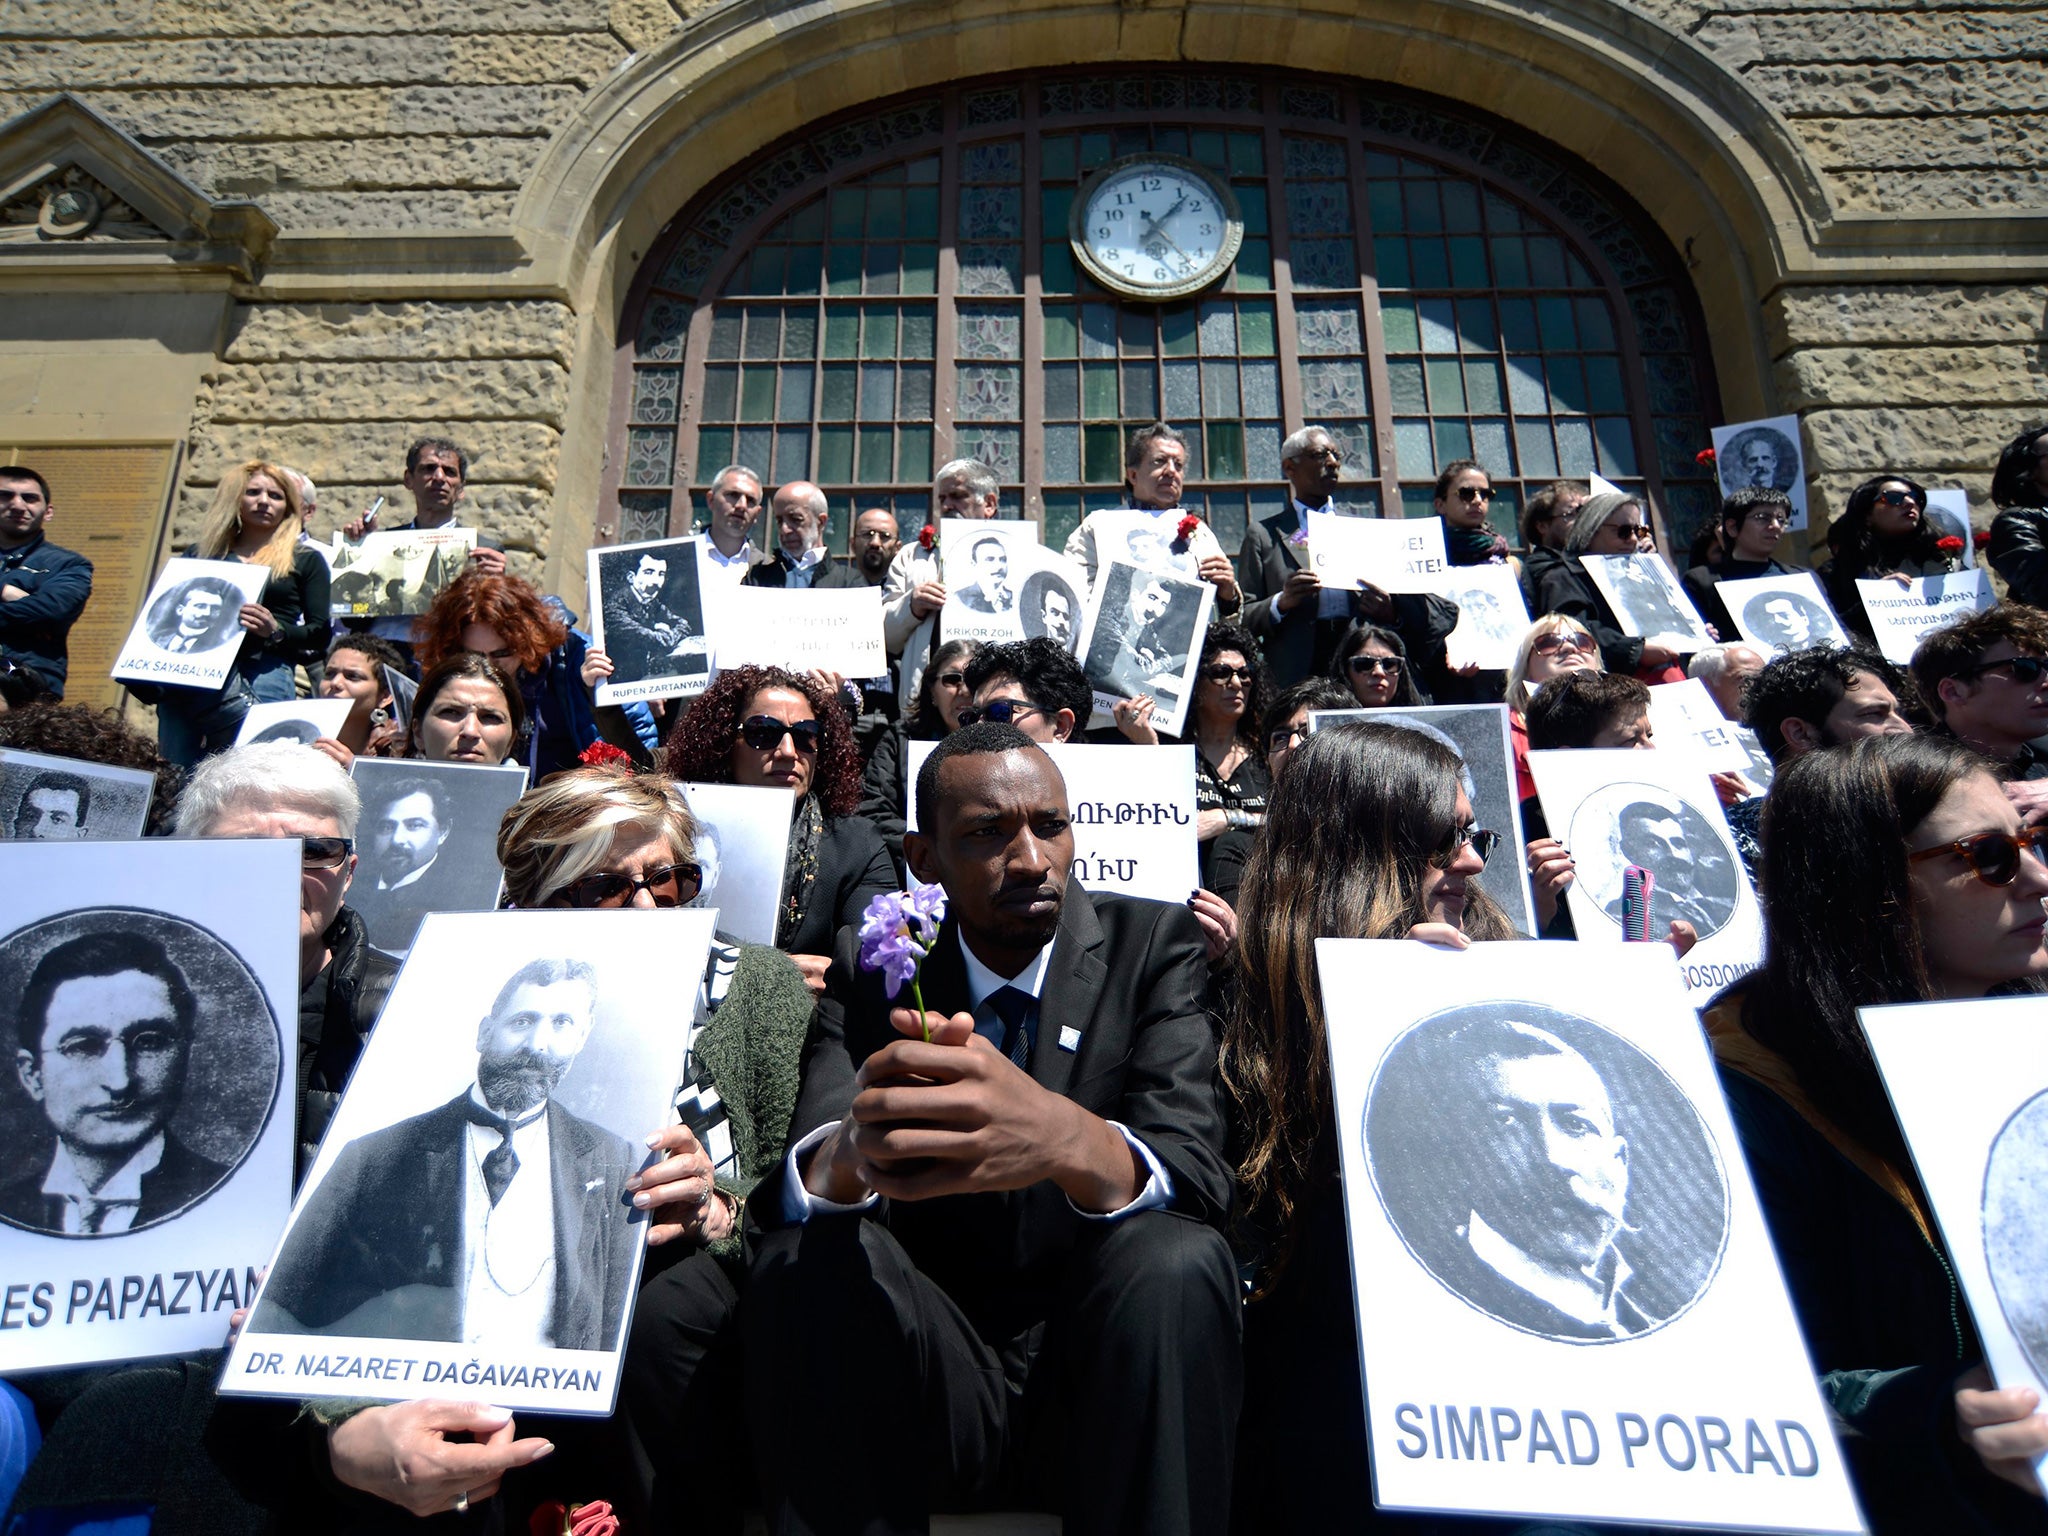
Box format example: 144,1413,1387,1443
740,367,776,422
750,247,787,294
1207,421,1245,479
1405,181,1442,235
1425,358,1466,412
1191,130,1228,170
1387,359,1426,413
1042,186,1075,234
1409,239,1450,289
1083,424,1122,482
1043,493,1083,550
1368,182,1403,233
862,306,898,359
1041,135,1077,181
901,244,937,295
817,425,853,482
1447,236,1489,289
826,245,862,295
823,309,859,358
907,155,939,184
863,244,900,296
1374,237,1410,289
1041,242,1075,295
1536,297,1577,350
1527,237,1567,287
1161,305,1198,356
820,364,856,419
1576,298,1618,351
1234,239,1272,292
857,426,893,484
1238,300,1276,356
785,246,822,295
1490,237,1528,288
1442,180,1483,234
1434,418,1474,464
899,424,933,481
1083,361,1118,418
1399,485,1437,519
1044,307,1079,359
1229,132,1264,176
697,426,733,473
778,363,815,417
1080,131,1113,171
782,305,818,357
829,190,865,240
1585,355,1625,414
1380,296,1420,353
867,187,904,240
1237,185,1269,238
701,365,738,420
905,186,939,240
1498,298,1539,352
788,201,826,242
1464,359,1505,414
900,306,935,358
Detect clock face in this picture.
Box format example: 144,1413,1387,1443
1070,154,1244,302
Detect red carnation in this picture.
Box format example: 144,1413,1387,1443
1695,448,1717,466
1937,535,1966,554
1177,514,1201,543
918,524,936,550
577,740,632,767
1975,529,1993,548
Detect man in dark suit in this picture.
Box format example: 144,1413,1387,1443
251,957,640,1350
2,931,230,1235
144,577,243,656
954,533,1016,613
1598,797,1739,936
745,722,1238,1536
746,481,868,590
355,774,475,954
602,549,702,681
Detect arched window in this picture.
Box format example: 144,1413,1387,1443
609,70,1719,557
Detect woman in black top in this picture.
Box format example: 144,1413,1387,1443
1821,474,1961,637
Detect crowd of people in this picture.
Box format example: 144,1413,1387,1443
4,418,2048,1534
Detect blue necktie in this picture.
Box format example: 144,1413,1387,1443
982,986,1035,1069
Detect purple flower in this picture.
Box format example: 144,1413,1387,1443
1289,526,1309,548
857,883,949,1000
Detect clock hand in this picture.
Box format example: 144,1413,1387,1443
1147,222,1198,267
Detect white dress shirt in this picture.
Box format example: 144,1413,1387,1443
460,1089,556,1346
702,538,760,587
42,1131,166,1235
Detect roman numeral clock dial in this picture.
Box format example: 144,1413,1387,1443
1069,154,1245,302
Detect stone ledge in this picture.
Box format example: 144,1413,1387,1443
0,33,622,89
1792,113,2048,171
1773,344,2048,410
202,358,575,427
155,135,548,197
71,85,592,142
256,189,523,230
1803,405,2039,471
0,0,611,36
1831,167,2048,213
1748,61,2048,117
224,301,578,365
187,419,562,484
1765,283,2048,348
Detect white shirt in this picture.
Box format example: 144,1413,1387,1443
1466,1209,1633,1336
703,537,759,586
459,1089,556,1346
42,1131,165,1235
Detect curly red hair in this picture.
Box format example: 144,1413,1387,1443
413,572,567,675
661,665,863,818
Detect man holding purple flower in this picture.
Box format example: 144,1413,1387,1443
744,721,1238,1536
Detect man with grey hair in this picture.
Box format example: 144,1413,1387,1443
750,480,849,589
1063,422,1242,618
700,464,773,586
1688,642,1767,723
882,458,1007,710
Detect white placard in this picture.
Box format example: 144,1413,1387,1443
938,518,1086,651
587,536,712,705
1861,995,2048,1474
1083,508,1211,584
112,557,272,691
329,527,476,618
1713,415,1809,533
0,840,299,1372
1580,553,1715,651
1308,705,1539,937
234,697,355,749
1647,679,1754,774
1856,570,1996,665
678,780,792,947
0,747,154,841
1076,558,1215,738
1307,509,1448,596
1589,473,1627,499
1528,747,1761,996
1925,489,1976,568
349,758,530,958
712,585,887,678
905,741,1198,903
1319,939,1862,1531
224,909,715,1415
1718,572,1851,659
1441,564,1533,671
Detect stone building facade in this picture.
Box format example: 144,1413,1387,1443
1,0,2042,701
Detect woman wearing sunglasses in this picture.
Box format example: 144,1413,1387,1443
1328,621,1426,710
1707,733,2048,1531
663,664,894,994
1435,459,1519,577
1504,614,1603,800
859,638,978,877
1822,474,1961,639
1532,490,1690,684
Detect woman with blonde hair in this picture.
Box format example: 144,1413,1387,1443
154,459,331,767
1504,612,1602,800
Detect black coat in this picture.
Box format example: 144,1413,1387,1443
297,904,399,1179
1530,548,1646,675
1682,555,1795,639
0,1134,229,1236
1989,505,2048,610
0,532,92,697
781,812,897,956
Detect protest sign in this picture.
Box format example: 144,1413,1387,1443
1318,938,1862,1531
712,585,887,678
1713,415,1809,532
1857,570,1996,665
349,759,529,958
0,840,298,1372
329,527,475,619
1309,705,1538,937
0,747,154,841
1084,508,1211,584
1441,564,1532,671
1580,554,1715,651
1077,558,1214,738
1925,489,1976,567
939,518,1086,651
1861,995,2048,1476
1529,747,1761,995
1719,573,1851,659
111,557,271,692
678,781,792,946
1307,510,1448,596
1646,679,1753,774
224,908,715,1415
906,740,1198,902
587,537,711,705
234,697,354,749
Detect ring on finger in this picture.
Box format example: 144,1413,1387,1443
453,1491,470,1514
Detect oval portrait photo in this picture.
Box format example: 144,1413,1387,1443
1983,1087,2048,1382
1363,1001,1730,1344
1566,783,1744,940
0,907,282,1239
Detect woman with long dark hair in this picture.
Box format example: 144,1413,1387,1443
1822,474,1960,637
1986,423,2048,608
1328,621,1427,709
1708,733,2048,1529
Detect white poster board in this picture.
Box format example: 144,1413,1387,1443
1856,570,1996,665
938,518,1086,651
905,740,1198,903
1528,747,1761,996
224,908,715,1415
677,780,792,947
1441,564,1533,671
0,840,298,1371
1581,554,1715,651
712,585,887,678
1076,558,1215,738
1084,508,1210,584
1925,490,1976,568
587,536,712,705
329,527,476,619
234,697,355,749
1647,679,1754,774
349,758,529,957
1319,939,1862,1532
111,557,272,692
1713,415,1808,533
1719,572,1852,659
0,747,154,841
1861,994,2048,1476
1307,509,1448,596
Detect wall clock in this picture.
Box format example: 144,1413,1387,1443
1069,153,1245,302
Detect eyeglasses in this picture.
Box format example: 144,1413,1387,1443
1876,488,1921,508
1203,665,1254,684
1431,826,1503,868
1908,828,2048,888
1454,486,1494,504
1961,656,2048,686
739,715,821,753
1348,655,1404,676
1743,512,1792,528
555,861,704,910
301,835,354,870
957,699,1044,728
932,670,969,689
1267,723,1307,753
1532,632,1596,658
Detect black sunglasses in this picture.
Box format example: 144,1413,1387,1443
301,835,354,870
1908,829,2048,888
1877,488,1921,507
1431,826,1503,868
1963,657,2048,686
740,715,821,753
957,699,1044,728
1203,665,1254,684
932,670,969,689
554,861,704,910
1454,486,1494,503
1348,654,1404,675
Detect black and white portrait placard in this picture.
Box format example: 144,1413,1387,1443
1319,939,1862,1532
1077,557,1215,738
1441,563,1532,671
1856,569,1996,665
1306,509,1449,596
0,840,298,1372
111,557,272,692
938,518,1087,651
0,747,154,842
1712,414,1808,532
905,741,1199,903
329,527,476,619
1580,554,1715,652
1718,572,1851,659
1084,508,1210,584
586,536,711,705
223,908,717,1415
1646,679,1755,776
1528,748,1761,996
348,758,529,958
712,585,887,679
677,781,792,947
233,697,355,750
1308,705,1538,937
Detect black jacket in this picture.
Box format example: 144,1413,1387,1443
0,1134,229,1236
1989,505,2048,610
0,532,92,696
782,813,898,957
297,905,398,1178
1530,547,1646,675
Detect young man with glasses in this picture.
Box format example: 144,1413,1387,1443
1683,487,1801,638
959,637,1094,744
1912,604,2048,789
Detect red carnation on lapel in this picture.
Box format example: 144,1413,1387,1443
1177,514,1201,543
1695,448,1717,466
918,524,936,550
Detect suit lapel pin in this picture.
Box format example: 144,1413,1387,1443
1058,1025,1082,1053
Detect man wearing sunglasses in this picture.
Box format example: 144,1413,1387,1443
747,722,1236,1536
1912,605,2048,801
1682,488,1802,639
960,637,1095,743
